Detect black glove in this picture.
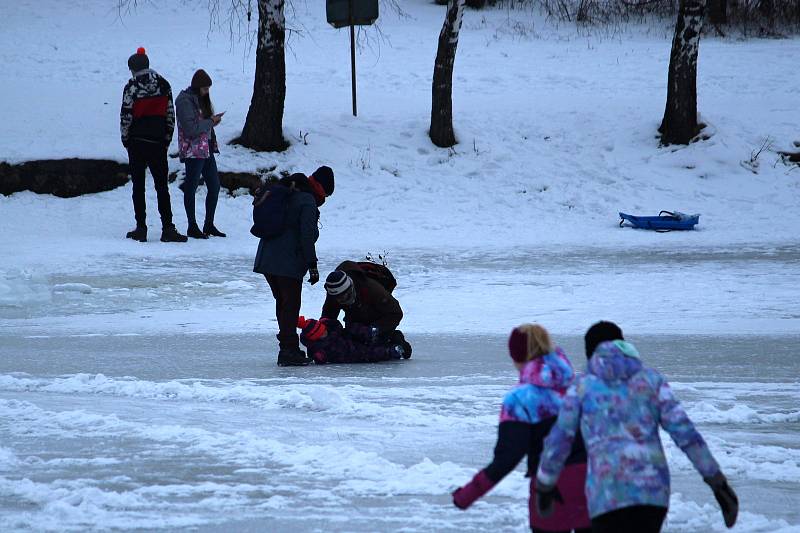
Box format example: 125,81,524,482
705,472,738,528
534,483,563,518
308,267,319,285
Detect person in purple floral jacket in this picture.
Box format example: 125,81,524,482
175,69,225,239
452,324,590,533
535,321,739,533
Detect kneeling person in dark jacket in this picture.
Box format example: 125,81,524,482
298,317,405,364
322,262,411,358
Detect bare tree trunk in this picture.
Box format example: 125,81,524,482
759,0,776,31
430,0,466,148
759,0,774,18
238,0,288,152
708,0,727,25
660,0,707,145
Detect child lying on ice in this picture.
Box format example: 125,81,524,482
297,316,410,364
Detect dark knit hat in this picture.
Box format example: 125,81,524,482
298,316,327,342
324,270,352,296
584,321,624,358
311,166,335,196
191,69,213,90
128,47,149,72
508,327,529,363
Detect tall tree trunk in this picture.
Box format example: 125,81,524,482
708,0,727,25
430,0,465,148
660,0,706,145
759,0,774,18
238,0,288,152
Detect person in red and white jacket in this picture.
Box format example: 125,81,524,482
120,47,186,243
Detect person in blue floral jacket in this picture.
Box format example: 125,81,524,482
535,321,738,533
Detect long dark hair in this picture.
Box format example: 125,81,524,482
199,92,214,119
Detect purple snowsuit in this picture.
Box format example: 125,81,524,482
300,319,402,364
537,340,722,519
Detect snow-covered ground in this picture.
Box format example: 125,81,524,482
1,0,799,531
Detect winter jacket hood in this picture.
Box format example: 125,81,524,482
519,348,575,390
587,340,643,382
501,347,575,425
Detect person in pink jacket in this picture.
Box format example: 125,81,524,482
452,324,590,533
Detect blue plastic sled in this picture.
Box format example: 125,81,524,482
619,211,700,232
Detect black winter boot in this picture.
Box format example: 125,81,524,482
126,226,147,242
389,330,412,359
203,223,226,238
187,223,208,239
160,224,188,243
277,347,311,367
401,340,412,359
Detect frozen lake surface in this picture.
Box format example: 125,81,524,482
1,247,799,532
3,245,799,337
0,333,798,532
2,0,800,528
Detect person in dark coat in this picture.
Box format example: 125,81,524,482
253,167,335,366
120,47,186,243
452,324,590,533
297,316,406,364
321,261,411,357
175,69,225,239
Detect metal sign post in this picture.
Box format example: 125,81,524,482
349,0,357,117
326,0,378,118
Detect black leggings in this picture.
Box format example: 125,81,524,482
591,505,668,533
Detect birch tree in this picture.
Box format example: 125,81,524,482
430,0,466,148
660,0,707,145
238,0,288,151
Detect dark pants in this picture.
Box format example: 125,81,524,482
591,505,668,533
265,274,302,350
183,155,220,227
128,140,173,228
